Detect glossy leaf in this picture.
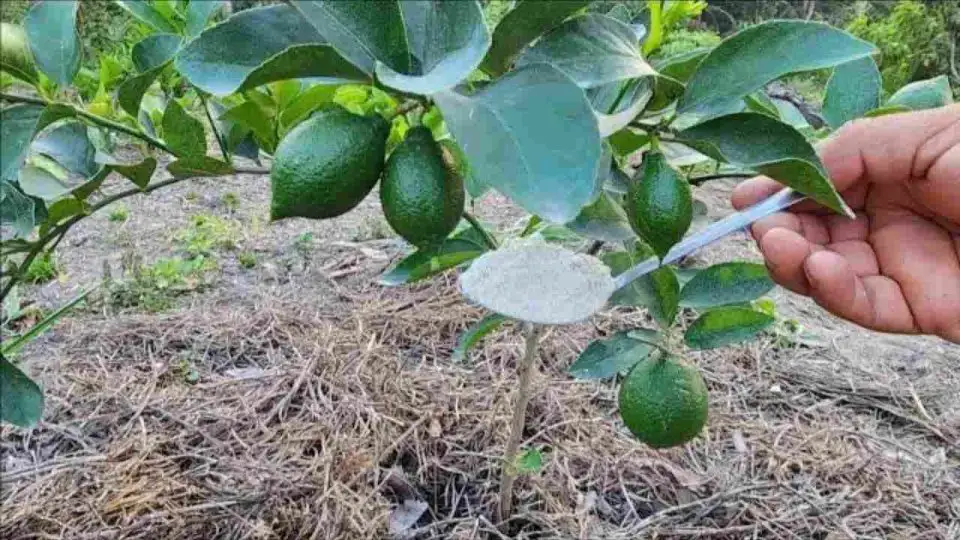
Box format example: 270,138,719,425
566,192,635,242
604,248,679,328
175,5,367,96
678,113,853,217
679,262,774,309
822,57,881,129
31,121,97,177
626,151,692,260
221,101,277,153
452,313,508,363
161,100,206,158
886,76,953,111
568,331,653,380
115,0,180,33
481,0,590,76
379,225,489,286
608,128,649,156
0,355,43,427
185,0,225,38
167,156,233,178
1,105,46,182
24,0,81,86
678,21,876,117
516,14,654,89
292,0,410,74
434,64,602,224
653,47,710,83
376,0,490,95
132,33,181,73
684,307,774,350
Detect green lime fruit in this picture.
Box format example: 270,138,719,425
626,151,693,260
380,126,465,247
618,354,708,448
270,105,389,221
1,22,38,84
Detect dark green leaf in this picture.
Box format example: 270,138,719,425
292,0,410,74
481,0,590,76
0,181,38,237
646,74,684,111
25,0,81,86
31,121,97,177
604,248,679,327
42,197,85,228
568,331,653,379
161,100,206,158
167,156,233,178
452,313,508,363
379,225,488,286
605,166,631,195
102,157,158,189
117,68,166,118
1,104,45,182
115,0,179,33
679,262,774,309
376,1,490,95
434,64,601,224
0,22,39,85
278,84,338,134
515,447,544,474
652,47,710,83
221,101,277,153
0,355,43,427
608,128,649,156
822,57,881,129
132,33,181,73
2,286,95,357
886,75,953,111
589,77,653,136
175,5,367,96
626,151,692,260
678,113,852,217
744,92,780,118
679,21,876,117
684,307,774,349
516,14,654,89
566,192,634,242
185,0,225,38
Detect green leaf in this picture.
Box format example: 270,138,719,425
1,104,46,182
18,165,74,200
167,156,233,179
679,262,774,309
375,1,490,95
863,104,911,118
2,286,95,357
292,0,410,74
0,355,43,427
608,128,649,156
566,191,634,242
379,225,488,286
625,151,692,260
221,101,277,153
516,13,654,89
31,121,97,177
185,0,225,38
589,77,653,136
452,313,508,363
278,84,339,134
434,64,602,224
603,248,679,328
887,76,953,111
744,92,780,119
42,197,85,228
678,113,853,217
568,331,653,380
0,181,38,237
514,447,544,475
115,0,180,33
481,0,590,76
684,307,774,350
645,74,685,112
652,47,710,83
605,166,631,195
25,0,81,86
0,22,39,85
98,157,158,189
678,21,876,117
770,97,809,128
117,69,165,119
822,57,881,129
161,100,206,158
175,5,367,96
132,33,181,73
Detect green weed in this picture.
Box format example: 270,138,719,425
107,256,216,312
108,204,129,222
24,253,59,284
175,214,241,257
221,192,240,212
238,251,257,269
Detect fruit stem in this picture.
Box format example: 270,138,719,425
497,323,542,525
463,211,499,250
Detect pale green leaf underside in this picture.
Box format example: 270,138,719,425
822,56,881,129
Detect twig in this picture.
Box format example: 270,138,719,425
463,211,499,250
586,241,604,255
497,323,541,524
688,172,754,186
199,92,231,165
387,100,423,121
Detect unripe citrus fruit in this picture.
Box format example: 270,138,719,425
626,151,693,260
270,105,389,221
618,354,708,448
381,126,465,247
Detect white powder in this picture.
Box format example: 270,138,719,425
460,238,615,325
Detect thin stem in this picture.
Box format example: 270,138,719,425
0,92,175,154
463,211,499,250
497,323,542,525
199,92,231,165
387,99,423,121
688,172,754,186
586,240,604,256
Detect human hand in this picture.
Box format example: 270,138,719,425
731,104,960,343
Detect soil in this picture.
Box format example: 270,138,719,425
2,159,958,539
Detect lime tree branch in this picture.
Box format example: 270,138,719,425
0,91,175,155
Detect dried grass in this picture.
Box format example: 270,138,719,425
2,268,959,539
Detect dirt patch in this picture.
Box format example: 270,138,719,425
3,172,959,539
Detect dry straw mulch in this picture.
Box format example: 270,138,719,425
2,274,959,539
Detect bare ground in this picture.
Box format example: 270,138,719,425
2,164,959,539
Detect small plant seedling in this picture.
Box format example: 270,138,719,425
107,204,129,222
237,251,257,269
220,192,240,212
24,253,60,284
175,214,240,257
